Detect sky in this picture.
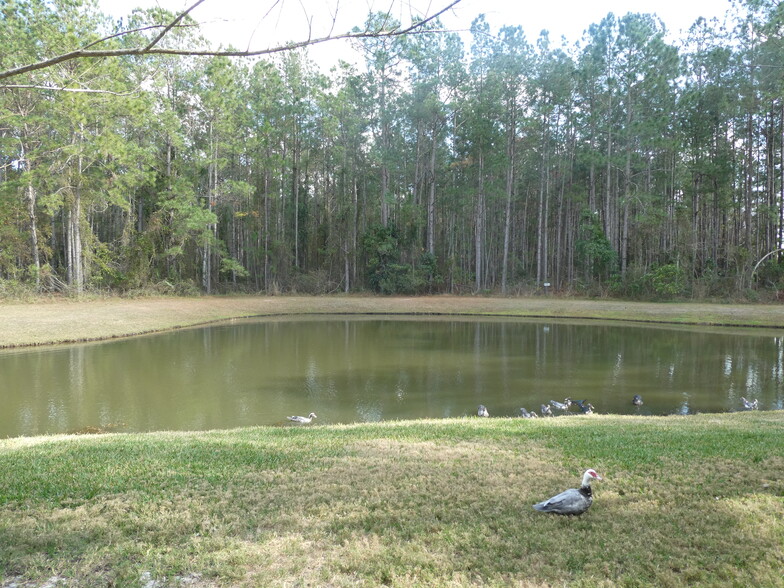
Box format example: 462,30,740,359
97,0,735,70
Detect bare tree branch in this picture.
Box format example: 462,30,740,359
80,23,199,51
0,85,137,96
0,0,463,82
141,0,208,52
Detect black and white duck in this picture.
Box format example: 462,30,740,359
287,412,317,424
632,394,643,406
540,404,553,417
740,397,759,410
573,399,595,414
478,405,490,417
550,398,572,412
519,407,538,418
582,403,595,414
533,469,603,515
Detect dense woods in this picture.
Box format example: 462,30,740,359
2,0,784,299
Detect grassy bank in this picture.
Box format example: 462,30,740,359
1,413,783,587
3,294,784,349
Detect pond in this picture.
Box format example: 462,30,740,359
2,316,782,438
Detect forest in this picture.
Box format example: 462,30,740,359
2,0,784,299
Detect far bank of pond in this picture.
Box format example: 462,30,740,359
3,294,784,349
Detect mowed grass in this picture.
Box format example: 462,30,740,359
1,412,782,587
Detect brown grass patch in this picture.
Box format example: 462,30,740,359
221,439,561,586
0,437,561,585
3,294,784,349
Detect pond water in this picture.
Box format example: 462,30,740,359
2,316,782,438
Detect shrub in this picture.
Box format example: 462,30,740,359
576,212,618,284
361,225,441,294
649,263,687,297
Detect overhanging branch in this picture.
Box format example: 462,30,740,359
1,84,137,95
0,0,463,82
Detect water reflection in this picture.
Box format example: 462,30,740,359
1,316,782,437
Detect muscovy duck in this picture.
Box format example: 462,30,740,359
533,469,603,515
632,394,643,406
478,405,490,417
540,404,553,417
573,399,595,414
740,397,759,410
550,398,572,412
287,412,317,424
519,407,538,418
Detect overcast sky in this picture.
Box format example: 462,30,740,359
97,0,735,70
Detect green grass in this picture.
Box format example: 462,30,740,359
1,413,783,587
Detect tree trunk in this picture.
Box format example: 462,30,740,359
66,127,85,294
67,189,84,293
203,121,216,294
537,118,549,286
501,98,516,294
475,150,485,292
427,122,437,257
25,168,41,290
621,115,631,277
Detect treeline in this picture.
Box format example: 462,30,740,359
2,0,784,299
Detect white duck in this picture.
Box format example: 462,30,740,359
540,404,553,417
287,412,317,424
533,469,603,515
477,405,490,417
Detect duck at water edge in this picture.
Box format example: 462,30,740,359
550,398,572,413
287,412,317,424
477,405,490,417
740,397,759,410
519,407,538,418
632,394,643,406
573,399,594,414
540,404,553,417
533,469,603,516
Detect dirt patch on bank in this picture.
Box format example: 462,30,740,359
1,295,783,349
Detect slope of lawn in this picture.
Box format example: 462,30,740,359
1,412,782,587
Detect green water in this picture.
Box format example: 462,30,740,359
1,316,782,437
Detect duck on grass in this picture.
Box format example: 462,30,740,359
533,469,603,516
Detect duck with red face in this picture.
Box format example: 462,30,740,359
533,469,603,516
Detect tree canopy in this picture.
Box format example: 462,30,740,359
2,0,784,299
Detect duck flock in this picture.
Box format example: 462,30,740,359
478,396,597,419
477,393,763,419
286,393,763,427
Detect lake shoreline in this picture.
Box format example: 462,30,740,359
3,294,784,349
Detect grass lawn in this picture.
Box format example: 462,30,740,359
1,295,783,586
1,413,782,587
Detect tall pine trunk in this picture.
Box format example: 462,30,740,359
427,122,437,257
66,126,85,294
475,150,485,292
25,167,41,290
